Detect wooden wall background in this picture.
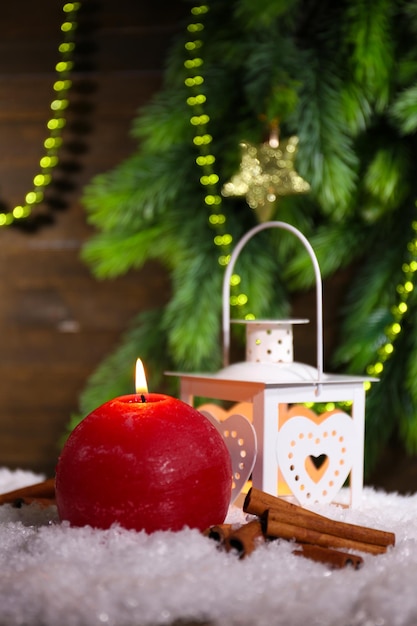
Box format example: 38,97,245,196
0,0,186,476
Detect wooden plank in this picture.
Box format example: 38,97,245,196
0,436,60,475
0,266,169,331
0,330,130,365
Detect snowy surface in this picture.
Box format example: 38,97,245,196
0,468,416,626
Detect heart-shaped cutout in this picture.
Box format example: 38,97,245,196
199,406,257,504
305,454,329,483
277,408,354,504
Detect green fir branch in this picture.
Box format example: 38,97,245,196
295,56,359,217
240,26,302,121
234,0,298,29
339,82,373,135
131,90,191,151
163,256,223,372
332,213,414,372
81,224,182,279
82,148,195,234
284,220,369,289
390,84,417,134
343,0,394,112
363,144,410,211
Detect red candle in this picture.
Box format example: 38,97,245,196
55,361,232,533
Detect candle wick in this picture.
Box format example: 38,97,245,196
140,394,146,403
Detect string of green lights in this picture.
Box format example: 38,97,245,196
184,3,254,319
0,1,81,228
364,219,417,388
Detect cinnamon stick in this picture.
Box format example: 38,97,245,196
203,524,234,545
0,478,55,505
264,515,387,555
266,504,394,549
244,487,324,520
293,544,364,570
245,487,395,549
225,520,265,558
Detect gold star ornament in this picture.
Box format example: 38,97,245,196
222,136,310,221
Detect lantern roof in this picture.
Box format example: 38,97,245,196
167,363,376,387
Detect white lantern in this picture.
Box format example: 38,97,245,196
168,221,376,507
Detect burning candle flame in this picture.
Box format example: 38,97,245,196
135,358,148,394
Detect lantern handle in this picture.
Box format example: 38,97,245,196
222,221,323,382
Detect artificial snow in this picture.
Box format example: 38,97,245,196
0,468,416,626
